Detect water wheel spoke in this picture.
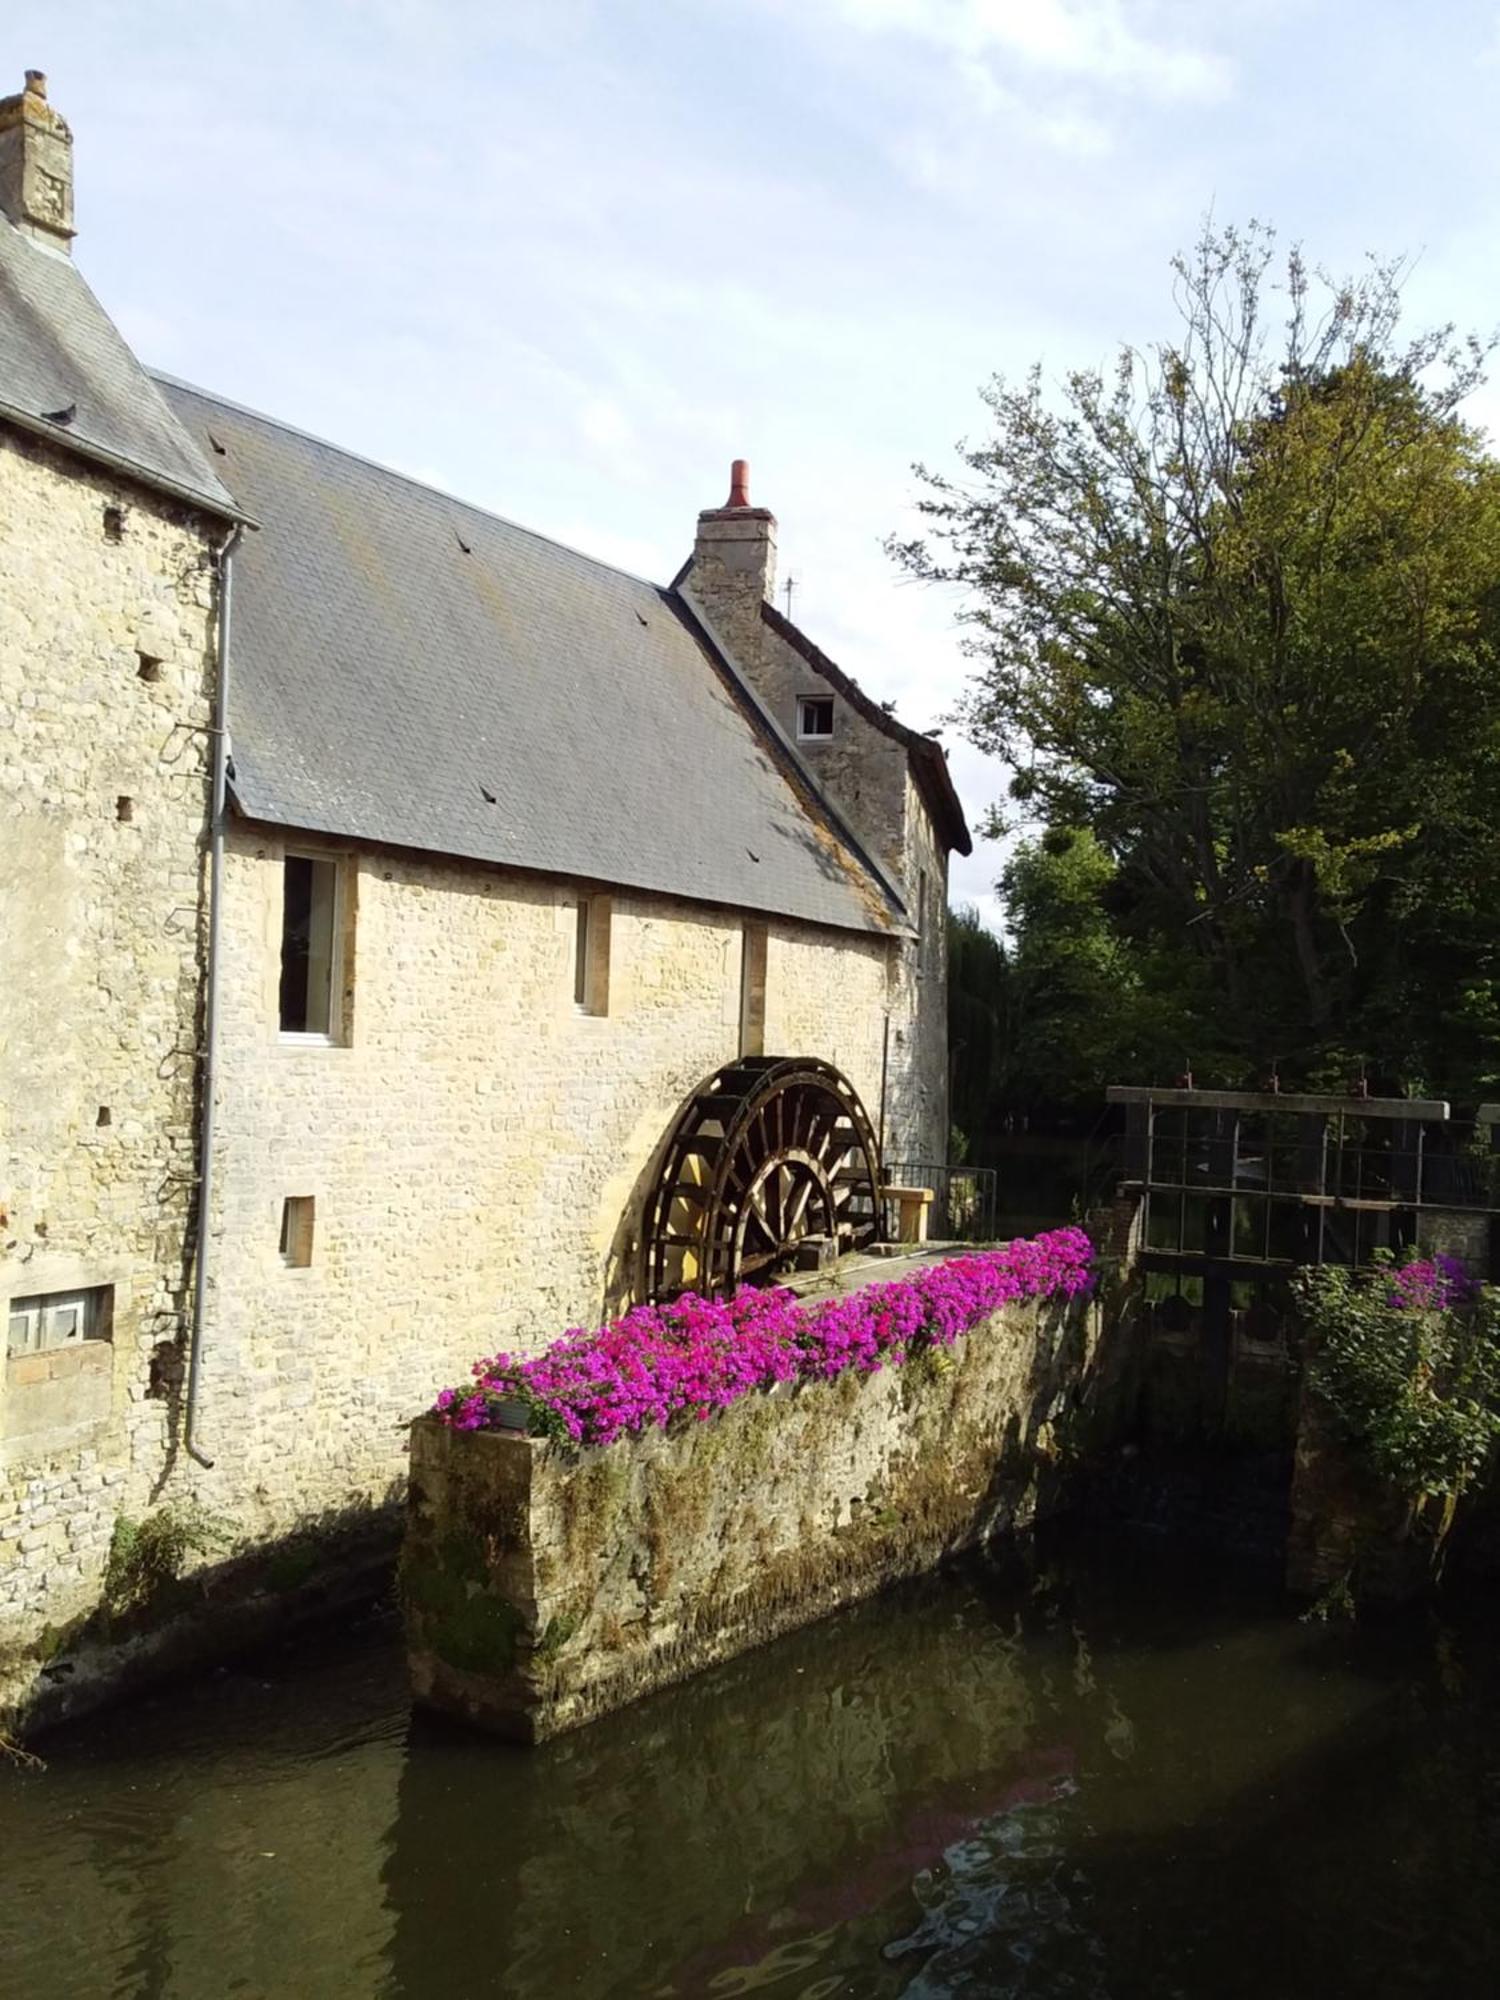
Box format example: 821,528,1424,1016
784,1174,818,1239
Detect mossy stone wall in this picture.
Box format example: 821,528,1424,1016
403,1294,1101,1742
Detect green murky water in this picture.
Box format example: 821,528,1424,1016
2,1528,1498,1998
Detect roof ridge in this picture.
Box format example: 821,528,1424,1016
151,370,670,595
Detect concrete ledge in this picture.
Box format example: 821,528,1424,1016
402,1294,1095,1742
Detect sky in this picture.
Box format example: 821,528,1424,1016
13,1,1500,929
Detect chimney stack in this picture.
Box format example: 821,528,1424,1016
0,71,75,251
689,459,777,665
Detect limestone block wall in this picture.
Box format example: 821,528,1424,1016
752,613,912,885
188,829,896,1548
403,1290,1098,1741
683,584,949,1165
885,771,949,1168
0,430,220,1651
745,618,950,1163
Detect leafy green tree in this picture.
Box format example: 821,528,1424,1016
947,903,1007,1155
999,828,1204,1109
898,224,1500,1096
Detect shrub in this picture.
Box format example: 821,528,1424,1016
1299,1255,1500,1510
102,1500,231,1617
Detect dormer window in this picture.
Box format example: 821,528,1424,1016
797,696,834,741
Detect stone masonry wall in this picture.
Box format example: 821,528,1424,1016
190,831,896,1552
0,429,220,1676
404,1289,1097,1740
885,770,949,1168
684,565,948,1164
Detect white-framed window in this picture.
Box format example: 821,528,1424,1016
797,696,834,741
740,920,768,1057
574,893,612,1016
279,1196,316,1269
7,1287,112,1356
279,852,344,1040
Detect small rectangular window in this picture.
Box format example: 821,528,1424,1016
797,696,834,740
280,1196,316,1268
280,854,341,1038
574,893,611,1016
7,1287,112,1355
740,920,768,1056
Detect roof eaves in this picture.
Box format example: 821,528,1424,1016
759,599,972,856
225,788,900,938
0,396,250,524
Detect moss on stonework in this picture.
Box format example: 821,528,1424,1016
534,1609,583,1662
696,1393,783,1489
561,1453,632,1570
401,1530,523,1677
901,1342,956,1411
644,1460,713,1595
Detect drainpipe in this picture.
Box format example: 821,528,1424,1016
878,1013,890,1165
185,521,242,1469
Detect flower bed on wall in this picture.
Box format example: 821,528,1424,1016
432,1227,1093,1449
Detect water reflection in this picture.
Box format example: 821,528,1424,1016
2,1530,1499,1998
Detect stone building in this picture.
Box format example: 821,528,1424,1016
0,72,968,1721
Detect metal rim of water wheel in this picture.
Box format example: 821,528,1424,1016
642,1056,883,1301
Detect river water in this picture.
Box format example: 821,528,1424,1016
2,1527,1497,1999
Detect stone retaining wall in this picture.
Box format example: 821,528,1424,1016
403,1293,1101,1741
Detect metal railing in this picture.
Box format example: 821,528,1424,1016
883,1163,998,1243
1099,1086,1500,1276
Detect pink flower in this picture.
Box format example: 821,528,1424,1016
429,1227,1094,1447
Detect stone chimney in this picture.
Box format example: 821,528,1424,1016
689,459,776,666
0,72,75,251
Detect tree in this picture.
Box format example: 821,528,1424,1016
897,224,1500,1096
999,828,1204,1111
947,903,1007,1156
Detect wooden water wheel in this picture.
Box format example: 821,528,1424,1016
643,1056,883,1301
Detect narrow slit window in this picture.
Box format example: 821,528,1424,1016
280,854,340,1037
797,696,834,741
573,898,590,1010
573,893,611,1016
280,1196,316,1268
740,920,768,1057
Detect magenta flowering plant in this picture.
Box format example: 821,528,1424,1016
430,1227,1094,1449
1386,1252,1477,1314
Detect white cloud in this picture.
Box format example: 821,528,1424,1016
829,0,1232,102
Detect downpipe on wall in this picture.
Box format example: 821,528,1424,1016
185,522,242,1469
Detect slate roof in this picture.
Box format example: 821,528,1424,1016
157,378,901,935
760,602,972,856
0,222,238,519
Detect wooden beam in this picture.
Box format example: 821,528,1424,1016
1105,1086,1449,1122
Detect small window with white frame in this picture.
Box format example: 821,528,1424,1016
573,892,612,1016
7,1286,113,1356
797,695,834,741
279,852,344,1039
